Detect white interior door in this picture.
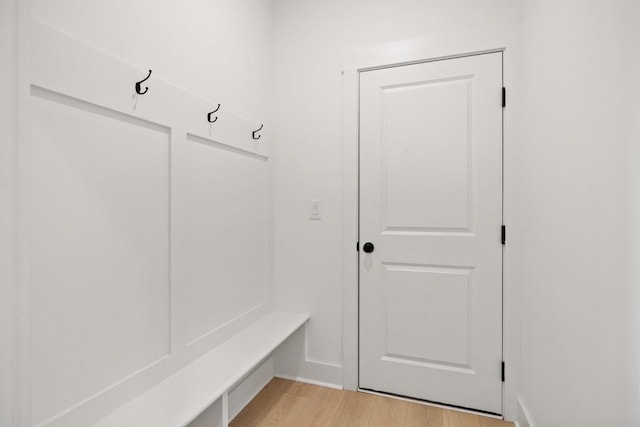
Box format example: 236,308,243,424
359,52,503,414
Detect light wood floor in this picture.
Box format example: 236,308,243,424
230,378,514,427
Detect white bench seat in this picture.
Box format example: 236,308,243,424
94,311,309,427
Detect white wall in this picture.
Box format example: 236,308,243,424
273,2,640,425
272,0,524,394
518,1,640,426
28,1,277,425
18,1,640,426
31,0,274,123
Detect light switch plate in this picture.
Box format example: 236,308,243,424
309,200,321,220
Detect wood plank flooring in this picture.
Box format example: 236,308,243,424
230,378,514,427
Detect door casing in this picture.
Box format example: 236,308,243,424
358,51,504,413
340,41,519,421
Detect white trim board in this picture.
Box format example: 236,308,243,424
1,1,31,425
30,19,270,159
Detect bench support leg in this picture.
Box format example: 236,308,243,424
222,392,229,427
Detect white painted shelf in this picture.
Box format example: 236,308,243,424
93,311,309,427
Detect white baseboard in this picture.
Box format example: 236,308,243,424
274,358,343,390
272,327,343,388
275,374,342,390
516,397,536,427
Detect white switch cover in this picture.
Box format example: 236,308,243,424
309,200,321,220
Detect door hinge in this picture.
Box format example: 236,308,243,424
501,225,506,245
356,241,359,252
501,361,505,382
502,87,506,108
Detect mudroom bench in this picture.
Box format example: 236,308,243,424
93,311,309,427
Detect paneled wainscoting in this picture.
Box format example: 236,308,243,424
231,378,514,426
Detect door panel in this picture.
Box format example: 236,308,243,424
384,264,472,367
359,52,503,414
382,76,472,231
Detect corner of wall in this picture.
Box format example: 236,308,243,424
516,397,536,427
272,326,343,389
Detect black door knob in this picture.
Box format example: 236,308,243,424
363,242,375,253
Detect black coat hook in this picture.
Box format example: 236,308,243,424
135,70,152,95
252,124,263,140
207,104,221,123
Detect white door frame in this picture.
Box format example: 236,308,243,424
0,0,31,425
340,38,521,421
